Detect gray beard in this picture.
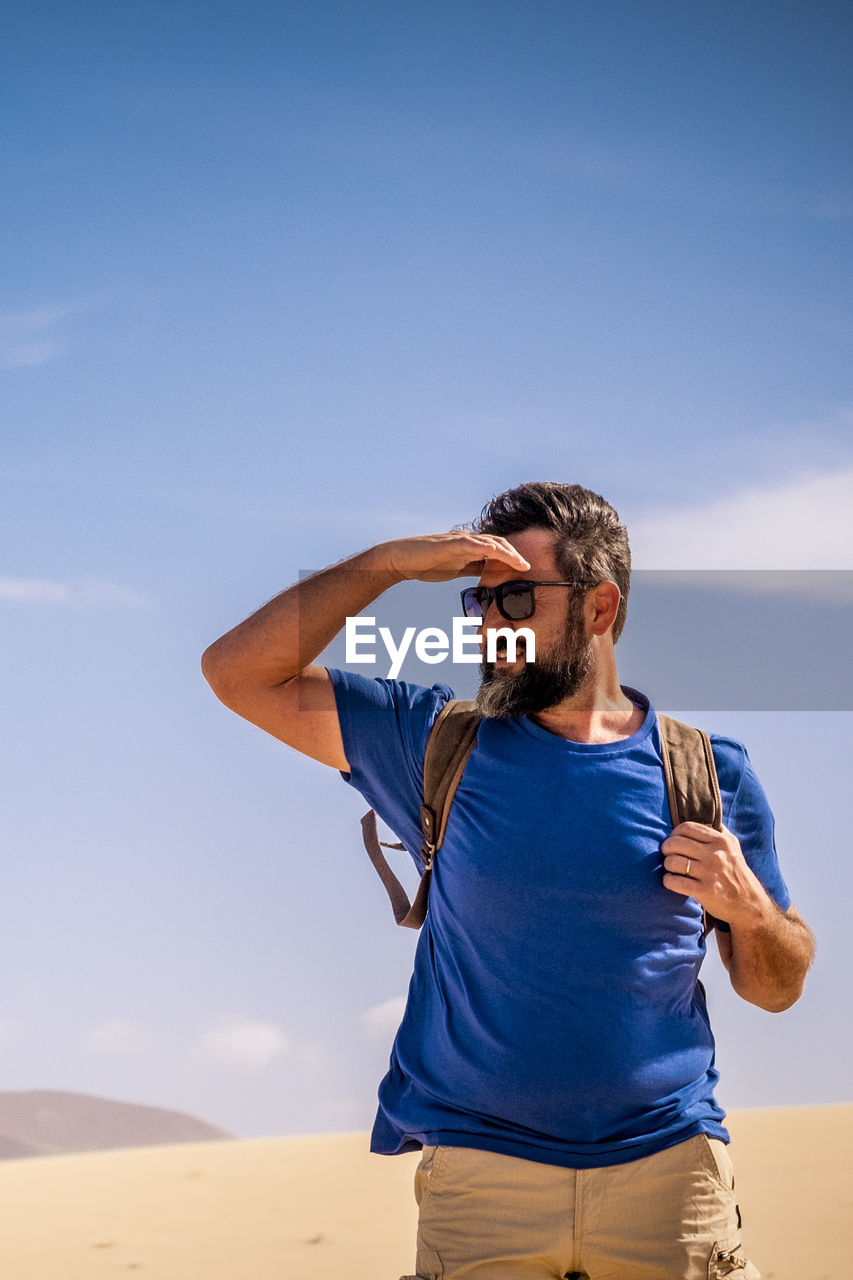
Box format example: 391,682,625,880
474,602,593,719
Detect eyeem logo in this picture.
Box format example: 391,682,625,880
345,617,536,679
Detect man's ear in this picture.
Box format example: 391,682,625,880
587,581,621,636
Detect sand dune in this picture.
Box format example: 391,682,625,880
0,1104,848,1279
0,1090,230,1159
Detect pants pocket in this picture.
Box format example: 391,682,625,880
699,1134,736,1192
708,1239,761,1278
414,1144,447,1209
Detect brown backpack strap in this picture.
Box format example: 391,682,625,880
658,713,723,936
361,700,482,929
360,810,415,927
420,700,482,860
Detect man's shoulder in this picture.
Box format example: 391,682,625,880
326,666,456,711
707,732,748,773
325,667,457,761
706,732,776,826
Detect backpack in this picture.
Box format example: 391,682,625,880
360,701,723,935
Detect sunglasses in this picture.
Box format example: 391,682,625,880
459,579,592,622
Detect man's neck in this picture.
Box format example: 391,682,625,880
527,670,645,744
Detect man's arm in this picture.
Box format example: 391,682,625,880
200,531,529,769
662,822,815,1012
713,902,814,1012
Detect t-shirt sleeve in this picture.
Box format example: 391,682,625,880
326,666,455,863
711,735,792,932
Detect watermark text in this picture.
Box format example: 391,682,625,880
345,617,536,679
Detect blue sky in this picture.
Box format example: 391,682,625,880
2,0,852,1138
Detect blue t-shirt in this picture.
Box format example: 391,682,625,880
328,668,791,1169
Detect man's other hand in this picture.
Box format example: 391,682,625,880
661,822,766,928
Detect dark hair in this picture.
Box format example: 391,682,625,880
472,481,631,642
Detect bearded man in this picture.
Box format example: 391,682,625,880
202,481,813,1280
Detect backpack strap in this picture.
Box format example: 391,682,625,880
657,713,723,936
360,700,481,929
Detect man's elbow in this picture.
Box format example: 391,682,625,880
759,987,804,1014
201,640,241,706
734,975,806,1014
201,641,222,686
201,642,216,678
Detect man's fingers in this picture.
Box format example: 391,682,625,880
435,533,531,572
669,821,718,842
470,535,530,570
661,833,707,858
383,532,530,583
663,872,702,896
664,853,699,877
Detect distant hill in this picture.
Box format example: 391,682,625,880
0,1090,230,1159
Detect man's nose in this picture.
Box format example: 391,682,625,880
480,601,517,656
481,595,503,626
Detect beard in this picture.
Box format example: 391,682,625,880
474,595,593,719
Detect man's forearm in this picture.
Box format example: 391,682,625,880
722,902,815,1012
201,546,401,696
662,823,814,1014
201,529,531,700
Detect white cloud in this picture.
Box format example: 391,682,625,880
292,1041,335,1074
361,995,407,1040
0,577,72,604
88,1019,152,1054
0,576,145,608
629,467,853,571
198,1017,290,1069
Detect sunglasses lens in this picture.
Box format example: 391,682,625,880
500,583,534,619
461,587,485,618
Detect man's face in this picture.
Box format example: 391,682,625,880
473,527,594,719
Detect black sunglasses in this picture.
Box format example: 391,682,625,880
459,579,592,622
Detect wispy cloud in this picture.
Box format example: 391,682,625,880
88,1019,153,1054
0,338,63,369
198,1017,290,1069
0,576,146,608
630,466,853,572
519,129,853,223
0,577,72,604
0,303,80,370
0,298,107,370
361,995,407,1040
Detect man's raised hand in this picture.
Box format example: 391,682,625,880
369,532,531,584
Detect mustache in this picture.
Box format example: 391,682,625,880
482,642,512,667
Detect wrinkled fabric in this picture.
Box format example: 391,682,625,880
404,1136,760,1279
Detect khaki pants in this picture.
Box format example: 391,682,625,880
401,1134,760,1280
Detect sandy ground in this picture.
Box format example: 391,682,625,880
0,1104,849,1279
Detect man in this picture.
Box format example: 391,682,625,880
202,481,814,1280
